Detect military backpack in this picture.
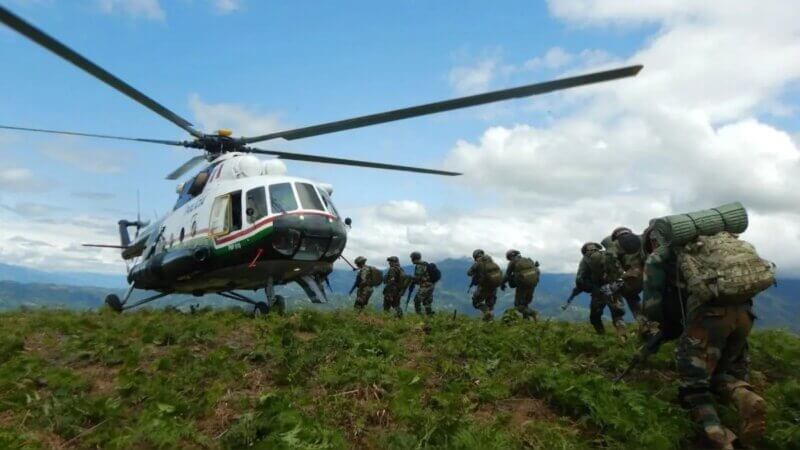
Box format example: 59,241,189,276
514,257,540,288
366,266,383,287
677,232,775,308
477,255,503,288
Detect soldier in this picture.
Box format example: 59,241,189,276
603,227,645,318
641,227,767,449
576,242,626,335
349,256,373,311
407,251,435,316
503,249,540,321
467,249,503,321
382,256,406,318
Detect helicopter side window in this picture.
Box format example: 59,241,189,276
268,183,298,214
295,182,325,211
245,187,269,224
209,190,242,236
317,188,339,217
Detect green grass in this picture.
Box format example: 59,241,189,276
0,308,797,449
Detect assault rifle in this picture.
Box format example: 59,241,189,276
561,286,583,310
405,283,417,311
467,276,477,293
614,330,664,382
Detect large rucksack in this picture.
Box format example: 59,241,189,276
677,232,775,307
366,266,383,287
514,257,540,288
427,263,442,283
477,255,503,288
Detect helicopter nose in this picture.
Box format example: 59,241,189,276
270,213,346,261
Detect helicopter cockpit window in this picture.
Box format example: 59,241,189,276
245,187,269,224
268,183,298,214
317,188,339,217
295,182,325,211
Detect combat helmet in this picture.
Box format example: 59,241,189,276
354,256,367,266
410,251,421,262
505,249,520,260
581,242,602,256
617,232,642,255
387,256,399,263
472,249,485,260
611,226,634,240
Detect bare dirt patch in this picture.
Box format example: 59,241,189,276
473,397,560,430
24,332,62,360
72,365,119,396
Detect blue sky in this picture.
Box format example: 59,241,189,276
1,1,799,275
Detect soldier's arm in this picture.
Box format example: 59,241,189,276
467,262,477,277
349,274,360,294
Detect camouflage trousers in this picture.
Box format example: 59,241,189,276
514,284,537,320
354,286,373,310
589,293,625,334
413,283,434,315
676,304,756,430
472,285,497,320
620,289,642,318
383,288,403,318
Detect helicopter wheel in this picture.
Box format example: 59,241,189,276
105,294,123,313
253,301,270,316
271,295,286,316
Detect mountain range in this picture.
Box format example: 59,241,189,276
0,258,797,331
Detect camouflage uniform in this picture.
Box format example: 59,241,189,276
576,249,625,334
351,266,373,310
467,256,498,320
383,261,405,318
605,236,644,318
411,261,434,315
643,230,766,448
504,255,537,320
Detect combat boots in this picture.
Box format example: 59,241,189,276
690,404,737,450
731,387,766,446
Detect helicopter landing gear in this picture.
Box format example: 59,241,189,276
105,294,123,312
264,277,286,315
217,291,271,316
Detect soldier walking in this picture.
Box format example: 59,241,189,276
641,222,771,449
407,251,436,316
349,256,374,311
575,242,626,335
382,256,406,318
603,227,645,318
467,249,504,321
503,249,540,321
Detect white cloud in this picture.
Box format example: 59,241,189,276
448,57,500,95
97,0,165,21
188,94,285,138
523,47,574,71
213,0,241,14
40,139,127,174
0,167,46,192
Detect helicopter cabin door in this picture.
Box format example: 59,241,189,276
209,191,242,237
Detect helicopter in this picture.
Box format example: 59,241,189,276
0,6,642,313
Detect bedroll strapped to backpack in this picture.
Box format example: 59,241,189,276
677,232,775,307
478,255,503,288
514,257,540,287
367,266,383,287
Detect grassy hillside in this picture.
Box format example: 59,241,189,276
0,309,798,449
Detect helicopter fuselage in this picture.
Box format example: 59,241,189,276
126,153,347,297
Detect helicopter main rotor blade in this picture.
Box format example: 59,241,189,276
166,155,208,180
241,65,642,144
0,6,203,138
244,147,460,176
0,125,186,146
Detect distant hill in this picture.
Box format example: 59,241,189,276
1,257,797,331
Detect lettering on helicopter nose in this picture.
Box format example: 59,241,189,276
186,196,206,214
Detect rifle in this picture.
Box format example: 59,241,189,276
561,286,583,310
405,283,417,310
614,330,664,382
467,277,477,293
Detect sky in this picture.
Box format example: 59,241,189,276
0,0,798,277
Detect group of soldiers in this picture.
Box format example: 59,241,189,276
347,216,769,449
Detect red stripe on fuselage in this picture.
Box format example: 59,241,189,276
214,210,336,245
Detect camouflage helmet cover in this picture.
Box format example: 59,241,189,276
472,249,485,259
387,256,399,263
617,232,642,255
505,249,520,260
410,251,421,261
611,226,634,240
581,242,602,256
354,256,367,265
